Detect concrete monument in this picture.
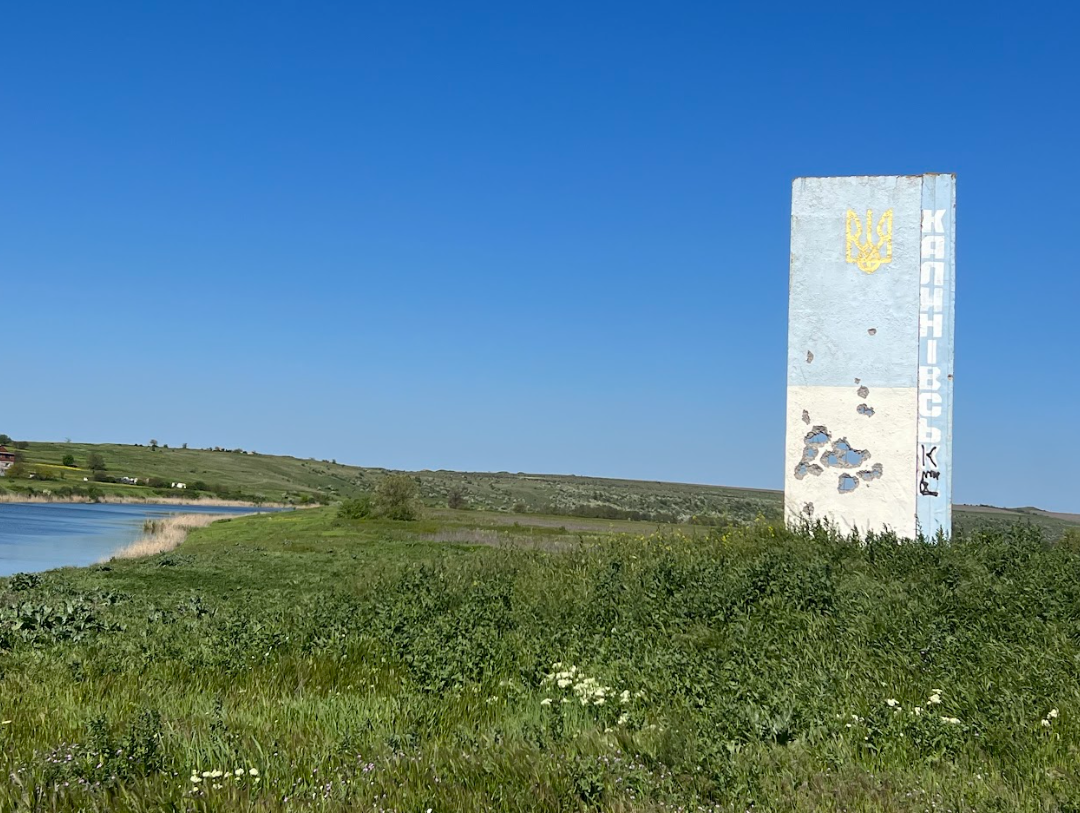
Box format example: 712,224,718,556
785,174,955,538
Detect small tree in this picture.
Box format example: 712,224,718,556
86,452,106,472
62,454,76,467
447,486,468,510
374,474,420,521
149,439,159,451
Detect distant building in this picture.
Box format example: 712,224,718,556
0,445,15,476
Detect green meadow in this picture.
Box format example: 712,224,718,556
3,504,1080,811
2,439,1076,540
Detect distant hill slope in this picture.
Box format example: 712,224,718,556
2,439,1076,537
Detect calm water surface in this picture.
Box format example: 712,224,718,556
0,503,280,576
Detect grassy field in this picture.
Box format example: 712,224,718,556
2,439,1076,539
3,506,1080,811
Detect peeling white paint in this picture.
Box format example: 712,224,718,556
785,385,918,537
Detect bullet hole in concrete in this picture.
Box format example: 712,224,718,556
802,446,819,462
857,403,875,417
821,438,870,468
804,426,831,446
838,474,859,493
806,350,814,363
854,378,861,384
867,328,877,335
857,386,870,398
802,410,811,425
858,463,883,481
794,462,824,480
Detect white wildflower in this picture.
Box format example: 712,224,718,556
190,775,202,784
540,698,552,706
913,706,922,716
941,716,961,725
885,698,898,707
1049,708,1059,719
1042,718,1052,728
617,713,629,725
249,768,259,776
557,678,572,689
619,689,631,704
928,694,942,705
235,768,244,776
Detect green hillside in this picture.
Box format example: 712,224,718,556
1,438,1076,537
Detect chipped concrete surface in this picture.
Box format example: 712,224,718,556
785,385,918,535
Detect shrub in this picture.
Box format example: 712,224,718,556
338,495,373,520
375,474,420,521
62,454,76,467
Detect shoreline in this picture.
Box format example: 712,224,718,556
0,493,294,508
106,512,240,561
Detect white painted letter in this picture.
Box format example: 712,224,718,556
919,418,942,444
921,236,946,259
920,312,943,338
919,392,943,418
919,365,942,391
920,261,944,286
922,209,945,233
920,286,944,312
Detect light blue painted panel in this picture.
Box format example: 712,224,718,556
788,176,922,389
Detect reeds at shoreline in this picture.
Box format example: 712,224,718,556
107,513,240,560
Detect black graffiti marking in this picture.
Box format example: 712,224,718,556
919,470,940,497
921,445,938,468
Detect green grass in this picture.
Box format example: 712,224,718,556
3,507,1080,811
4,440,1076,540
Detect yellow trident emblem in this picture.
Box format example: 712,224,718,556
845,208,894,273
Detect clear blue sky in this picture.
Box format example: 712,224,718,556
2,5,1077,511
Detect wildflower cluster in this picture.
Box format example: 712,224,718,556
540,662,640,720
189,767,260,791
878,690,960,724
1041,708,1060,728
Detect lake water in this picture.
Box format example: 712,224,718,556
0,503,279,577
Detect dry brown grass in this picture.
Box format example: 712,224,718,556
108,513,240,560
